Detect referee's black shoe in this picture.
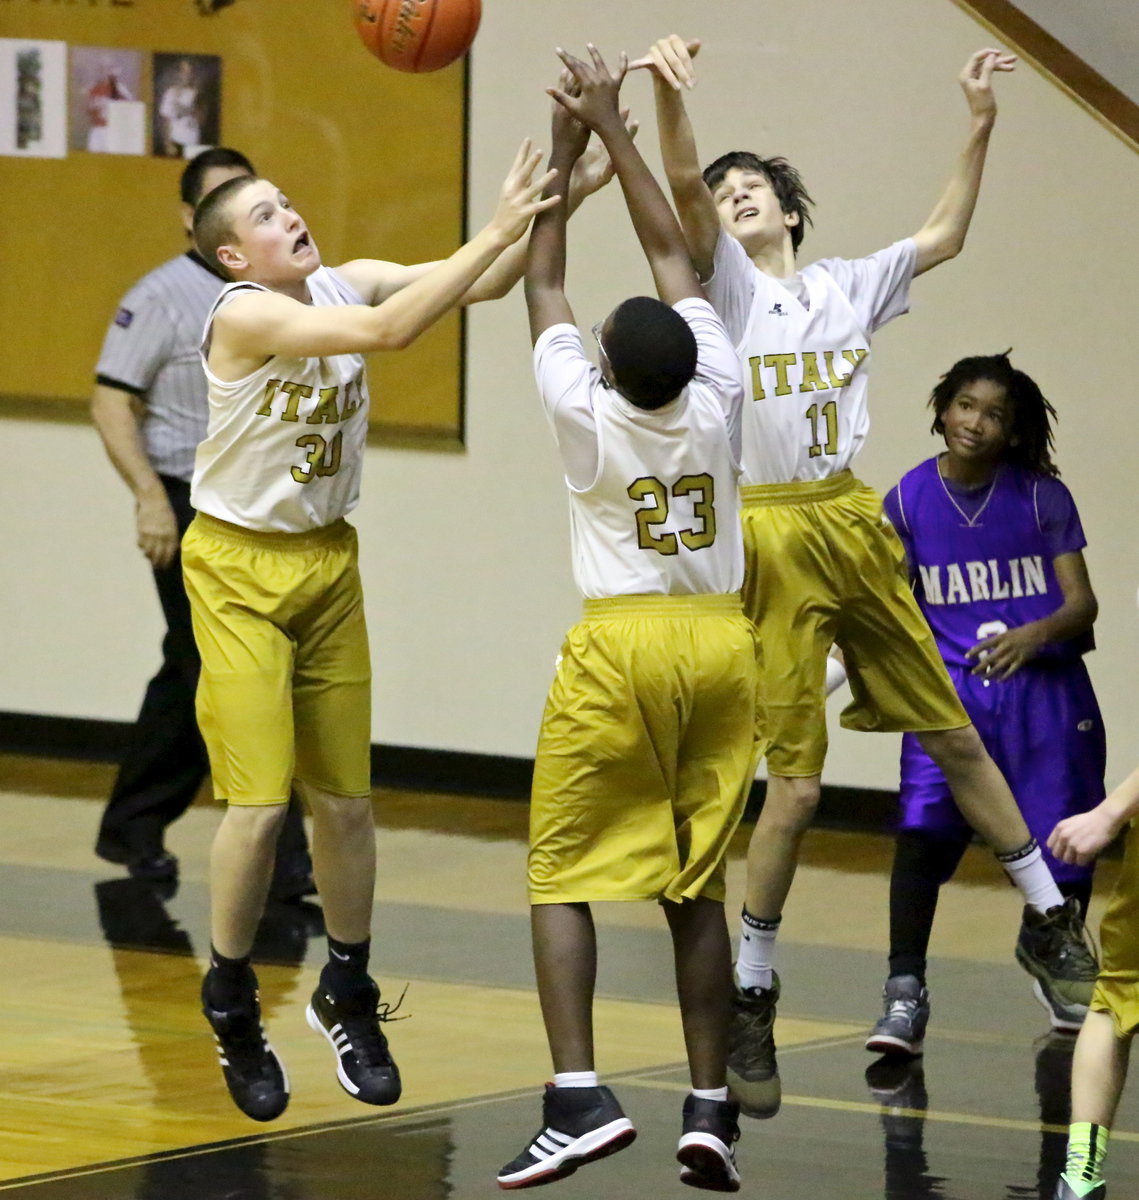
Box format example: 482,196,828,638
201,979,289,1122
306,980,402,1105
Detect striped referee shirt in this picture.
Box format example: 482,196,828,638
96,250,228,482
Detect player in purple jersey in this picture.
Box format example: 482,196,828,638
865,353,1103,1056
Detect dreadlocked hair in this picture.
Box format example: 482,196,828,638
929,351,1060,477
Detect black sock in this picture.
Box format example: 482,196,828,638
887,831,970,983
205,945,257,1010
320,936,374,1006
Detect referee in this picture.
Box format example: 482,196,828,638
91,146,312,893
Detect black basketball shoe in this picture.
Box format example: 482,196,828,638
497,1084,636,1189
306,979,402,1105
677,1095,741,1192
201,978,289,1122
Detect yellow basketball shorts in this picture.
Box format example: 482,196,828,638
740,471,968,778
528,594,766,906
181,514,372,806
1091,819,1139,1036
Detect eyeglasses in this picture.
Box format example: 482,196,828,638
591,320,608,363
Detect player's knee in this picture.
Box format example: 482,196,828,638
222,800,289,848
759,775,821,834
305,788,372,837
916,724,986,771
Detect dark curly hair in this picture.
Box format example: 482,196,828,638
929,352,1059,477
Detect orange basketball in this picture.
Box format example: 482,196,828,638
354,0,482,73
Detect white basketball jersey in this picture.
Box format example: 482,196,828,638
192,267,370,533
534,299,744,599
706,232,915,485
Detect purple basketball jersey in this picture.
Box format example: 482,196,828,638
889,459,1090,668
888,458,1104,881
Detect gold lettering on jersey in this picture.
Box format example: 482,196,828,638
763,353,797,396
291,431,344,484
748,355,766,401
307,386,341,425
674,473,716,551
841,348,868,382
823,351,850,389
340,377,364,420
748,348,867,400
255,378,283,417
278,382,312,423
628,477,679,556
797,352,827,393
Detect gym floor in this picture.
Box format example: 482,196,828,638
2,753,1136,1200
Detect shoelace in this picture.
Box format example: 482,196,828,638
1049,908,1100,978
343,984,410,1068
885,997,921,1020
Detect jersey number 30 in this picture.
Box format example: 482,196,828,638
292,431,343,484
627,473,716,556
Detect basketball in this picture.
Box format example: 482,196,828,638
353,0,482,73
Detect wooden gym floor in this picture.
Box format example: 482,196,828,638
1,752,1138,1199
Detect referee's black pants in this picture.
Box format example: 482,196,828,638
96,476,310,874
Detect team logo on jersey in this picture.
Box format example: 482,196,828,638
768,302,788,316
114,307,134,328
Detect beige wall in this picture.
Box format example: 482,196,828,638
3,0,1137,792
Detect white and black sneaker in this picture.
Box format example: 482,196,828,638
202,980,289,1122
306,980,402,1106
677,1095,741,1192
497,1084,636,1190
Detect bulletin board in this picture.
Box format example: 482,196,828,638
0,0,469,445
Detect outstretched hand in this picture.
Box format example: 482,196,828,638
550,67,590,161
490,138,560,245
627,35,701,89
549,44,627,136
959,47,1016,124
571,108,640,196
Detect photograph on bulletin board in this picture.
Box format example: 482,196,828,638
69,46,146,156
0,38,67,158
1,2,469,448
152,52,221,160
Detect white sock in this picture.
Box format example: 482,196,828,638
997,840,1063,913
691,1086,729,1102
553,1071,599,1088
737,909,780,990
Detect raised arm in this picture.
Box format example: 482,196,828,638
552,45,702,307
629,36,719,281
524,70,587,344
214,142,557,371
911,48,1016,276
338,130,630,309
